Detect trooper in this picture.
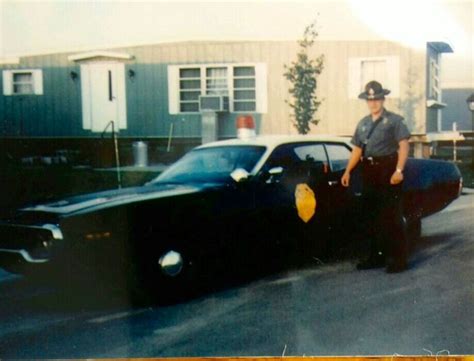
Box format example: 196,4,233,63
341,80,411,273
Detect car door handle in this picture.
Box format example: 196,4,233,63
328,180,339,186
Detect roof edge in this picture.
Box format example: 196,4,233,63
428,41,454,53
1,38,412,59
0,57,20,65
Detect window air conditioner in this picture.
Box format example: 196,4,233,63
199,95,229,112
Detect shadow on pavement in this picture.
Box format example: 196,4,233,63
408,232,458,269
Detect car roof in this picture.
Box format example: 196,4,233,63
196,134,352,150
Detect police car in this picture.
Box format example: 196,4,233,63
0,122,462,300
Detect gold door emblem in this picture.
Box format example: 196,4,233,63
295,183,317,223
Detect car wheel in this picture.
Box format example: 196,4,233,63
132,247,201,305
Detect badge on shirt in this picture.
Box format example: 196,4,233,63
383,117,388,125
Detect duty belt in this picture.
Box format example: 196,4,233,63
360,153,397,165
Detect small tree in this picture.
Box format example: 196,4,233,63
283,19,324,134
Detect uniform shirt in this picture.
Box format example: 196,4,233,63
351,109,411,157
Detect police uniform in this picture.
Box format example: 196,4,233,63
351,81,411,272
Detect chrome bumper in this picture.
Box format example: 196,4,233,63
0,248,49,263
0,223,63,264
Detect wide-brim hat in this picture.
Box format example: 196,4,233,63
358,80,390,100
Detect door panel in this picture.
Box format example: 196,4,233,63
324,143,358,243
254,142,332,258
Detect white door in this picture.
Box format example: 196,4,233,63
80,62,127,132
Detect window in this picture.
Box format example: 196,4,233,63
2,69,43,96
348,56,399,99
206,67,228,96
179,68,201,112
428,57,440,100
264,143,329,183
265,143,328,170
361,60,387,92
13,72,34,94
153,146,266,184
293,144,327,163
233,66,256,111
325,143,351,172
168,63,266,114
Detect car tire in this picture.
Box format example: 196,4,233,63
130,247,201,305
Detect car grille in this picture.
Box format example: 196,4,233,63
0,224,61,260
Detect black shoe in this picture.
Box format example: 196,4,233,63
356,255,385,270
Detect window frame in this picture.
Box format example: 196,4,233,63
232,66,257,112
323,142,352,173
12,71,34,95
2,69,43,96
205,66,229,96
169,63,266,114
262,141,330,172
178,67,202,113
348,56,400,99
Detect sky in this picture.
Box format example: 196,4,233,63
0,0,472,87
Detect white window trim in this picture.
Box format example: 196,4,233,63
168,63,267,115
2,69,43,96
348,56,400,99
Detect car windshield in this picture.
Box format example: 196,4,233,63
150,145,266,184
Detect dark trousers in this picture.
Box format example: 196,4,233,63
360,157,408,265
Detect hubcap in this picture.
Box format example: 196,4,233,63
158,250,184,277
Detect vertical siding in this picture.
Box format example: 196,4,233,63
0,40,429,140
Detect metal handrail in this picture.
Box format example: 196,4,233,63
101,120,122,189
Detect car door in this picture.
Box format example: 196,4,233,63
253,142,332,259
323,142,360,242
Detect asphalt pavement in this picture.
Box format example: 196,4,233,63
0,193,472,357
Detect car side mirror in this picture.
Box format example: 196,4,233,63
268,166,283,176
230,168,250,183
263,166,284,184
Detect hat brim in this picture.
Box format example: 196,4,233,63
358,89,391,100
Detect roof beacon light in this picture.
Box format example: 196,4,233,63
236,115,256,140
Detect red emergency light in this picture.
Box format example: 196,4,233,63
236,115,256,140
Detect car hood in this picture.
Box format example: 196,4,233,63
19,182,216,216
